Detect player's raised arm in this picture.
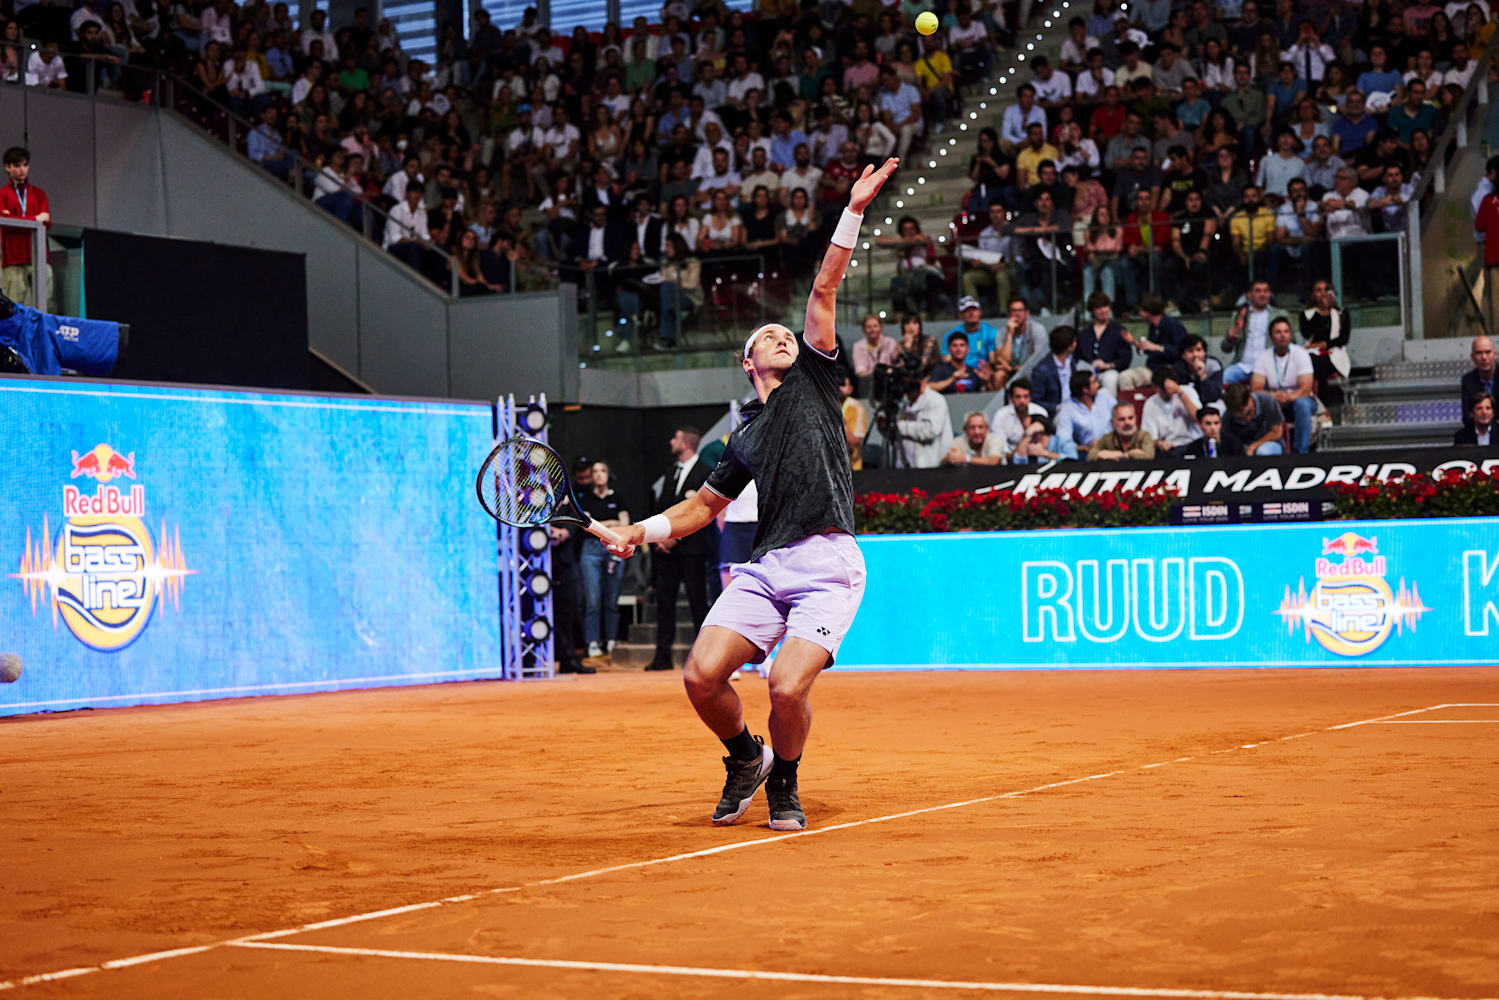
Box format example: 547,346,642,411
804,157,899,354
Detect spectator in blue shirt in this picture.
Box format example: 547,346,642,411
1355,45,1404,101
657,89,690,139
945,296,1001,365
1057,369,1116,450
1176,78,1211,131
1264,62,1307,130
1330,90,1378,155
877,66,925,159
768,112,809,170
1009,414,1079,462
264,30,295,85
248,105,293,180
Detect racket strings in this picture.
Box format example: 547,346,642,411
478,438,569,526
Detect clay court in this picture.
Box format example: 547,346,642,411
3,667,1498,999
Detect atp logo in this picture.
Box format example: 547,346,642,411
1275,532,1428,657
10,444,194,652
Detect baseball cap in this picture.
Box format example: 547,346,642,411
518,103,532,112
572,456,593,471
958,295,981,312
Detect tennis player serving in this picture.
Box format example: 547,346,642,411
607,157,899,831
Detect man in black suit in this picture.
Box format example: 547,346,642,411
1180,405,1245,458
1454,393,1497,447
1461,336,1496,421
1027,324,1078,418
625,194,665,259
647,426,713,670
563,203,629,315
549,457,595,674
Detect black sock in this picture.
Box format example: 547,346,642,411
722,726,759,762
770,754,800,782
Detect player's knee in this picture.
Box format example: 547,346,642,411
767,674,810,710
682,658,719,701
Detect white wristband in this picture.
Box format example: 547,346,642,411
830,207,863,249
640,514,672,543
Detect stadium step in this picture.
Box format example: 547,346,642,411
1349,378,1467,405
628,621,696,644
1372,359,1471,381
1342,399,1465,425
604,641,691,670
1326,420,1463,449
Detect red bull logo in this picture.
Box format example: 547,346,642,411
70,443,137,483
11,444,193,652
1277,533,1427,657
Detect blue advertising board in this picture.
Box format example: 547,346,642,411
1,377,500,716
839,520,1499,669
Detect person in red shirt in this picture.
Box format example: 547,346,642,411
1089,85,1128,144
0,147,53,310
817,139,863,228
1475,184,1499,329
1121,187,1172,311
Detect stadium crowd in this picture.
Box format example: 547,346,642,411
3,0,1488,313
4,0,1495,444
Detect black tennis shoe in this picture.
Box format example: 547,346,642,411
766,774,806,831
711,737,772,825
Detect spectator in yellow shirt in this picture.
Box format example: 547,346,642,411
912,35,957,132
1228,183,1277,293
1015,123,1061,187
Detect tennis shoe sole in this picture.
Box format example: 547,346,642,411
711,743,773,826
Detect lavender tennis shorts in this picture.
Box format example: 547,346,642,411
702,531,867,664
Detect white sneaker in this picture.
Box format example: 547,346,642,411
607,640,617,654
587,642,604,658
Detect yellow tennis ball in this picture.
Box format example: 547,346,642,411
915,11,939,35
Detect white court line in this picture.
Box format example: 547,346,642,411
1324,706,1447,730
229,941,1496,1000
0,702,1454,993
1373,720,1499,724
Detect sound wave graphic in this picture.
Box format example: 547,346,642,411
1277,577,1430,640
10,516,196,629
151,520,194,614
12,514,60,626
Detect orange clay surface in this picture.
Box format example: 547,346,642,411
2,666,1498,999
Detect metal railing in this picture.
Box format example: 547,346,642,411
1409,40,1499,215
568,206,1411,371
1,39,470,298
947,208,1406,319
573,247,882,363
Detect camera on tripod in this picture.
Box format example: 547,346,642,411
871,351,925,420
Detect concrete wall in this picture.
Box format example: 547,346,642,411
2,85,575,403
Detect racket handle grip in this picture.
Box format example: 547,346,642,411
586,519,626,548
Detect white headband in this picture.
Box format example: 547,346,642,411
743,323,789,360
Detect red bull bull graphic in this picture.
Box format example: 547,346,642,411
11,444,193,652
1276,533,1429,657
70,443,137,483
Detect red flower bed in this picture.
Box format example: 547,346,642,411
1329,468,1499,519
854,484,1178,533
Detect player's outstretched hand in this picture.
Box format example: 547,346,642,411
849,158,899,215
605,523,645,559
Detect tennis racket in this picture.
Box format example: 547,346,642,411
475,436,627,548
